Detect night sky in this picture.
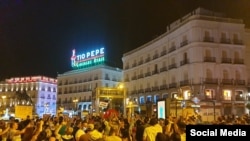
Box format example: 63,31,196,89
0,0,250,79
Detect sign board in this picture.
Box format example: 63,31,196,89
15,105,33,119
157,100,166,119
71,47,105,69
99,101,108,108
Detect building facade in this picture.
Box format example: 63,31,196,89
57,64,123,116
0,76,57,118
122,7,250,120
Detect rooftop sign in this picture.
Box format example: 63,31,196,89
71,47,105,69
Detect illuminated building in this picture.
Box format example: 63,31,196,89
57,47,123,117
122,7,250,121
0,76,57,118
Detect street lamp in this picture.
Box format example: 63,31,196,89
73,99,78,115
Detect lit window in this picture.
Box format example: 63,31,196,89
183,90,191,100
223,90,231,100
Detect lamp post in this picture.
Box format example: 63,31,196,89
1,96,6,116
73,99,78,115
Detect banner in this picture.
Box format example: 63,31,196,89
186,125,250,140
15,105,33,120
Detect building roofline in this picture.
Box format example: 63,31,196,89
123,7,244,57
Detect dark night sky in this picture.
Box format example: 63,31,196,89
0,0,250,79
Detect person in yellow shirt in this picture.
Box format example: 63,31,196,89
143,118,162,141
105,125,122,141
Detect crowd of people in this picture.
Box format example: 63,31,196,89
0,113,249,141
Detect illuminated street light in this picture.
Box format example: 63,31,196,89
73,99,78,115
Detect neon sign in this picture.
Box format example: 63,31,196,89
71,47,105,69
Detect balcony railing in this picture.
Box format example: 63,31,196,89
144,72,151,77
168,46,176,53
203,78,218,84
203,37,214,42
204,57,216,62
138,60,144,65
160,67,167,72
221,79,233,85
180,59,189,66
145,57,151,63
160,84,168,90
153,54,159,60
169,82,177,88
151,70,158,75
131,76,137,80
233,39,243,45
221,58,232,63
180,80,190,86
151,86,159,91
137,74,144,79
168,63,177,70
220,38,231,44
180,40,188,47
161,50,167,56
132,63,137,67
137,89,144,93
235,79,245,85
233,59,244,64
145,88,151,92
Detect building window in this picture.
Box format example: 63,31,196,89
139,97,145,104
183,90,191,100
205,89,215,100
223,90,231,100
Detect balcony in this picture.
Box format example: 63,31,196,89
233,39,243,45
235,79,245,85
220,38,231,44
169,82,177,88
204,57,216,62
168,63,177,70
160,84,168,90
124,78,129,82
145,88,151,93
125,65,129,70
144,72,151,77
161,50,167,56
151,86,159,91
105,77,110,80
203,78,218,84
168,46,176,53
235,95,245,101
160,67,167,72
145,57,151,63
180,40,188,47
138,60,144,65
137,74,144,79
221,79,233,85
203,37,214,42
131,76,137,80
130,90,137,95
153,54,159,60
137,89,144,93
221,58,232,64
180,59,189,66
151,70,158,75
132,63,137,68
180,80,190,86
233,59,244,64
